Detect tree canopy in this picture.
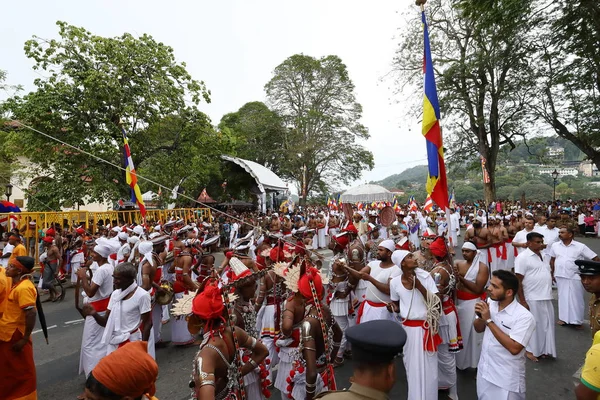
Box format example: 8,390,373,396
2,21,217,210
265,54,374,203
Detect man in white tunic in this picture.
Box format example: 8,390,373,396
454,242,488,370
514,232,556,362
347,240,400,324
388,249,441,400
475,270,536,400
75,244,114,377
511,216,536,257
83,262,153,356
549,225,599,328
534,214,560,257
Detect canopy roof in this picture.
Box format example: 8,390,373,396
340,184,394,203
221,155,287,193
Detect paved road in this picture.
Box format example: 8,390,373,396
32,234,596,399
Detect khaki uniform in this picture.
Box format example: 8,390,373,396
590,294,600,337
316,383,389,400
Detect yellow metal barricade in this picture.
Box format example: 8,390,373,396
1,207,212,261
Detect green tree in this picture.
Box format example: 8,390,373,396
2,22,211,210
533,1,600,173
454,184,481,203
218,101,287,174
265,54,374,204
393,0,540,203
512,182,553,202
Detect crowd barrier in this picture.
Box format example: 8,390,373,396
0,207,212,260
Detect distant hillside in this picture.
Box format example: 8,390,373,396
373,165,428,188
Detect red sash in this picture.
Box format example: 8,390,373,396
456,289,486,301
402,319,443,351
90,297,111,312
356,299,386,324
506,238,518,257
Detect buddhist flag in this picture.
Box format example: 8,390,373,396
449,189,456,209
409,196,419,212
121,127,146,218
421,10,449,210
423,195,434,213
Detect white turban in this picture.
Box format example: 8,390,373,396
93,244,113,259
138,241,154,267
378,239,396,253
133,226,144,236
462,242,478,251
391,250,410,267
117,232,129,241
128,236,140,245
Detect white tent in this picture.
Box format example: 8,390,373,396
221,155,288,212
340,184,394,203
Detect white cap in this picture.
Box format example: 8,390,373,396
117,232,129,241
154,225,161,232
133,226,144,235
93,244,113,258
378,239,396,252
391,250,410,267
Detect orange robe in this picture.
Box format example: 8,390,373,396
0,278,38,400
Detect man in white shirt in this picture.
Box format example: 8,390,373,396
388,249,441,400
84,262,152,356
349,240,401,324
0,240,14,268
511,216,536,257
549,225,599,328
448,208,460,248
514,232,556,362
475,270,536,400
534,215,560,257
75,244,115,377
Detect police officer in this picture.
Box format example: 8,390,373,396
316,320,406,400
576,259,600,338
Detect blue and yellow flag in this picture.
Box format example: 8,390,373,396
120,126,147,218
422,10,449,210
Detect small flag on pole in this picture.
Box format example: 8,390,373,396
423,195,434,213
120,126,146,219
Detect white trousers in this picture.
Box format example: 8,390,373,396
526,299,556,357
556,277,585,325
403,325,438,400
477,375,525,400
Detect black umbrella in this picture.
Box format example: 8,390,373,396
35,290,49,344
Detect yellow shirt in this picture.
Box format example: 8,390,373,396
8,244,27,262
0,267,7,316
581,343,600,399
0,278,37,341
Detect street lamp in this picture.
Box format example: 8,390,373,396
5,183,13,202
551,169,559,202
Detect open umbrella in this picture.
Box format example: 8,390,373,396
0,200,21,213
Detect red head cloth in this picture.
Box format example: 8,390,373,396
298,266,323,303
225,251,234,259
192,282,224,320
270,247,285,263
332,234,349,249
343,224,358,235
76,227,85,235
46,228,56,237
429,237,447,258
91,341,158,398
42,236,54,244
395,237,410,251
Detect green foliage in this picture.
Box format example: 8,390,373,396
511,182,553,202
372,165,429,188
454,184,480,203
393,0,541,202
218,102,287,174
265,54,374,202
2,22,213,210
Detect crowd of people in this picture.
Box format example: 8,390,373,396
1,198,600,399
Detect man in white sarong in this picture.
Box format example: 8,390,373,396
388,250,441,400
514,232,556,362
449,208,460,248
475,270,535,400
75,244,114,377
549,225,599,328
83,262,153,357
317,212,328,249
454,241,488,370
348,240,400,324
